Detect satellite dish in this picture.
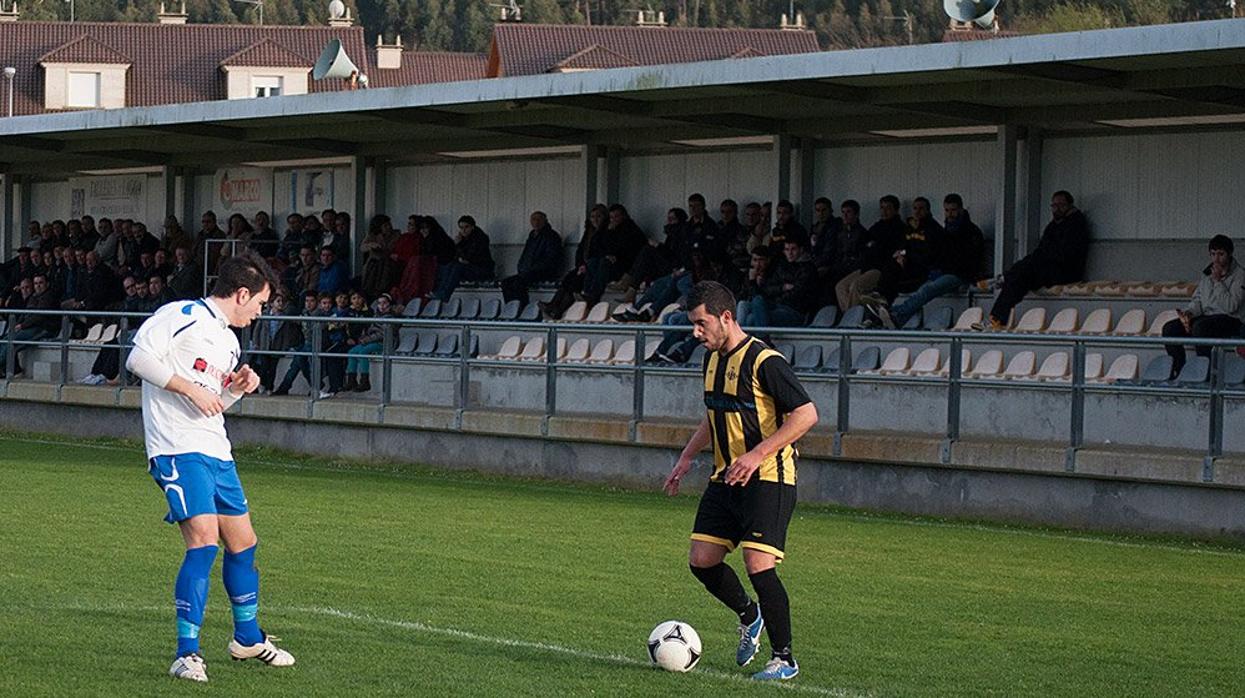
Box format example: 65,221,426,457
943,0,1000,28
328,0,346,19
313,38,359,80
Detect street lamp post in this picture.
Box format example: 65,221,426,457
3,67,15,118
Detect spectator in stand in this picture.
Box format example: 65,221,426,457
251,290,304,393
119,222,161,277
45,247,70,301
743,202,771,257
768,200,808,258
161,215,193,256
872,194,985,329
612,207,687,304
284,244,320,297
360,214,399,300
147,273,174,307
822,199,869,294
272,291,328,396
717,199,747,273
71,251,120,311
1161,235,1245,378
58,247,81,308
151,248,172,280
687,193,726,263
317,246,349,295
743,234,818,328
278,213,309,265
78,216,101,251
0,274,58,377
320,290,363,397
3,247,36,300
7,276,33,309
133,250,158,285
853,196,947,316
249,211,280,259
29,249,48,279
500,211,563,306
809,197,842,280
433,215,495,301
321,208,337,235
835,195,906,311
25,221,40,247
325,212,352,267
980,190,1090,330
167,246,201,300
387,215,423,304
194,210,226,270
580,204,646,306
93,218,120,267
394,215,455,303
541,205,608,319
343,292,397,393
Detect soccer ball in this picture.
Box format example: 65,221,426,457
647,620,702,672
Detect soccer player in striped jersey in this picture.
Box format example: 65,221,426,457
664,280,818,681
126,251,295,683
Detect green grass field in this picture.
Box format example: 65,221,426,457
0,431,1242,697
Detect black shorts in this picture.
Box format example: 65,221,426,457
691,480,797,561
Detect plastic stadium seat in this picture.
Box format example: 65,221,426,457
560,301,588,323
586,338,615,363
553,337,568,362
1127,282,1160,297
479,298,501,321
810,305,839,328
1091,354,1139,384
643,339,661,362
439,297,462,319
838,305,866,329
74,323,103,343
498,300,521,321
610,339,637,365
1082,353,1105,382
1045,308,1079,334
1139,355,1174,384
965,350,1004,378
793,345,822,370
656,302,682,324
1160,282,1196,297
467,334,480,358
923,306,953,331
686,345,707,366
1079,308,1112,334
952,307,984,331
937,349,973,377
518,302,541,322
852,346,881,373
518,336,546,361
1094,281,1129,296
821,346,842,373
1111,308,1146,336
874,347,912,375
413,332,438,355
564,338,591,362
1169,356,1210,386
485,336,522,360
1002,351,1037,379
1062,282,1091,295
98,324,119,343
906,347,941,375
396,327,420,355
434,333,460,357
776,343,795,362
418,299,441,319
1013,307,1047,333
1223,354,1245,387
1033,352,1070,381
459,298,481,320
735,300,752,326
402,298,423,318
901,311,923,330
1147,310,1179,336
584,302,610,323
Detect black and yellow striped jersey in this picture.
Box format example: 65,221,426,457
702,336,812,485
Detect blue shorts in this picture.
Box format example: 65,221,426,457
148,453,249,524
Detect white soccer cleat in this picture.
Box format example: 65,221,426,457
228,634,296,667
169,653,208,682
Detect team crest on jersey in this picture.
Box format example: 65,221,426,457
727,367,738,382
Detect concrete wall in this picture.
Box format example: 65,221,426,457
618,149,774,234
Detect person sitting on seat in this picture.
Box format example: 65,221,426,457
501,211,563,306
745,233,818,328
432,215,495,301
1162,235,1245,378
980,190,1089,330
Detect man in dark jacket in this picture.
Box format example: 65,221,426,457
744,233,818,328
433,215,496,301
0,274,59,377
70,251,120,311
984,190,1089,329
875,194,985,328
768,200,808,259
871,196,946,305
835,195,907,311
582,204,647,305
501,211,563,305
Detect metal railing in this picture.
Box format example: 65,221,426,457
3,306,1243,481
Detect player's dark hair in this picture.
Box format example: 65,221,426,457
687,281,737,318
1209,235,1234,255
211,250,279,299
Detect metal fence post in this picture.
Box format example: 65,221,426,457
381,324,394,409
834,334,851,456
308,322,322,416
1066,340,1086,472
117,315,131,388
941,336,962,464
5,314,15,382
457,324,471,413
543,325,558,436
1205,347,1224,482
57,315,70,389
630,328,645,442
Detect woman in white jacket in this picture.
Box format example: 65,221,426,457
1161,235,1245,378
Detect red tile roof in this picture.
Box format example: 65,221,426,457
38,35,132,64
368,51,488,88
219,38,315,68
0,21,372,116
488,23,820,77
549,44,639,72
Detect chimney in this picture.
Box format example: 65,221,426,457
327,0,354,27
157,1,188,25
0,1,19,23
376,35,402,70
635,9,666,26
779,12,806,31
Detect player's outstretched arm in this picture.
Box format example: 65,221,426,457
724,402,818,486
665,417,711,496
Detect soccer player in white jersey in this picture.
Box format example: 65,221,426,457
125,251,295,683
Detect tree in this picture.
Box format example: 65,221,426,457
455,0,493,51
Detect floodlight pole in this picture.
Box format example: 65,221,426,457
65,0,74,22
3,67,14,119
233,0,263,25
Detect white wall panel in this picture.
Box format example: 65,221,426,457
29,181,69,224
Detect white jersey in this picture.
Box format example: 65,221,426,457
133,298,241,461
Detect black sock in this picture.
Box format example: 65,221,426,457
749,568,793,661
690,563,755,621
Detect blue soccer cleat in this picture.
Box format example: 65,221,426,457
752,656,799,681
736,612,764,666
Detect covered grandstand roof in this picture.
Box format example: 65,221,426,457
4,18,1245,174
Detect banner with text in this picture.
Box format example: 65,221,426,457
68,175,147,224
288,169,336,213
214,167,273,218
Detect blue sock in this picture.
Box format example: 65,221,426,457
175,545,218,658
223,544,263,646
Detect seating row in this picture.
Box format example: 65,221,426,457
477,335,662,365
71,322,118,344
1035,280,1195,298
405,297,540,322
951,306,1181,336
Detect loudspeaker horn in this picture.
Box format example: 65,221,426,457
943,0,1000,28
313,39,359,81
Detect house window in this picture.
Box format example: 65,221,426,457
253,76,283,98
66,71,101,108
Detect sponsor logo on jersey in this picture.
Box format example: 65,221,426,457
193,358,207,372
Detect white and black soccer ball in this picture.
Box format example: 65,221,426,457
647,620,702,672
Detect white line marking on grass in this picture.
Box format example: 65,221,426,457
8,434,1243,559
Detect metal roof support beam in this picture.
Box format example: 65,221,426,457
374,159,388,222
18,173,31,253
797,138,817,228
772,134,793,212
580,145,603,215
994,124,1020,277
181,168,196,240
162,166,177,232
1022,128,1045,257
350,155,369,276
2,171,15,260
604,147,621,206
